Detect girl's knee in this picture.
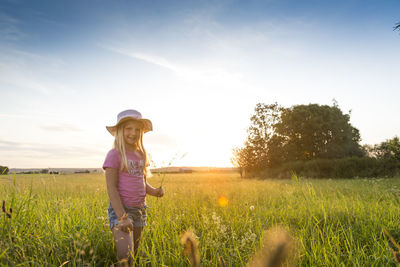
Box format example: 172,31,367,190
115,240,134,258
117,251,133,261
117,257,132,267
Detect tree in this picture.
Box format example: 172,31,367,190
273,103,364,162
372,136,400,161
246,103,284,170
394,22,400,32
233,102,364,175
231,146,256,177
0,166,9,175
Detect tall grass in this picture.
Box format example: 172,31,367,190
1,172,400,265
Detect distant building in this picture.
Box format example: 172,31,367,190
179,168,193,173
74,170,90,174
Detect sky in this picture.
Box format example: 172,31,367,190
0,0,399,168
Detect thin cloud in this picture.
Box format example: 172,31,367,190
0,12,26,41
145,132,179,147
101,45,201,78
0,114,83,135
0,139,103,157
39,123,82,132
5,47,65,67
0,143,105,168
101,44,245,84
129,52,180,73
0,139,19,146
0,46,68,95
0,113,37,119
0,62,52,95
103,45,179,72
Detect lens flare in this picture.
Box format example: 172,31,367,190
218,195,228,207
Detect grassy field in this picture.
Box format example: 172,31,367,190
1,172,400,266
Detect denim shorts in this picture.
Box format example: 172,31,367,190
108,203,148,230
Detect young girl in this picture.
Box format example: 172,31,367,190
103,109,164,266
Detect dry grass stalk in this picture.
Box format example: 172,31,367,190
247,226,297,267
59,261,70,267
390,248,400,263
2,200,12,218
181,231,200,267
383,228,400,263
219,255,226,267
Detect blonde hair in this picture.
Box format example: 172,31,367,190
113,120,151,178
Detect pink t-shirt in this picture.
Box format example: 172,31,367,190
103,149,146,207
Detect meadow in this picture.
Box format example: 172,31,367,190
1,172,400,266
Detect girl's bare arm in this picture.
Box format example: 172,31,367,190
105,168,125,218
146,182,164,197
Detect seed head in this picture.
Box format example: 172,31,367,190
181,231,200,267
219,256,226,267
247,226,297,267
383,228,400,263
392,249,400,263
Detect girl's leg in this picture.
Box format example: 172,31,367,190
112,226,134,267
133,226,143,255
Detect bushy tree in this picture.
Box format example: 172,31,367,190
231,146,257,177
0,166,9,175
273,103,364,162
246,103,284,170
234,102,364,176
371,136,400,161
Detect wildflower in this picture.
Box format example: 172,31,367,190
250,233,257,241
250,205,255,211
240,230,257,248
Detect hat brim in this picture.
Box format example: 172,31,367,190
106,118,153,136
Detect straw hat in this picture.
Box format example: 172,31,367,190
106,109,153,136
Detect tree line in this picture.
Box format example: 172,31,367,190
232,102,400,178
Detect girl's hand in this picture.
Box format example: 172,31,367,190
118,218,133,233
156,187,165,197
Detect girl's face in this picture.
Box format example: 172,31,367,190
123,120,142,148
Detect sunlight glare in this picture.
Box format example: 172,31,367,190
218,195,229,207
